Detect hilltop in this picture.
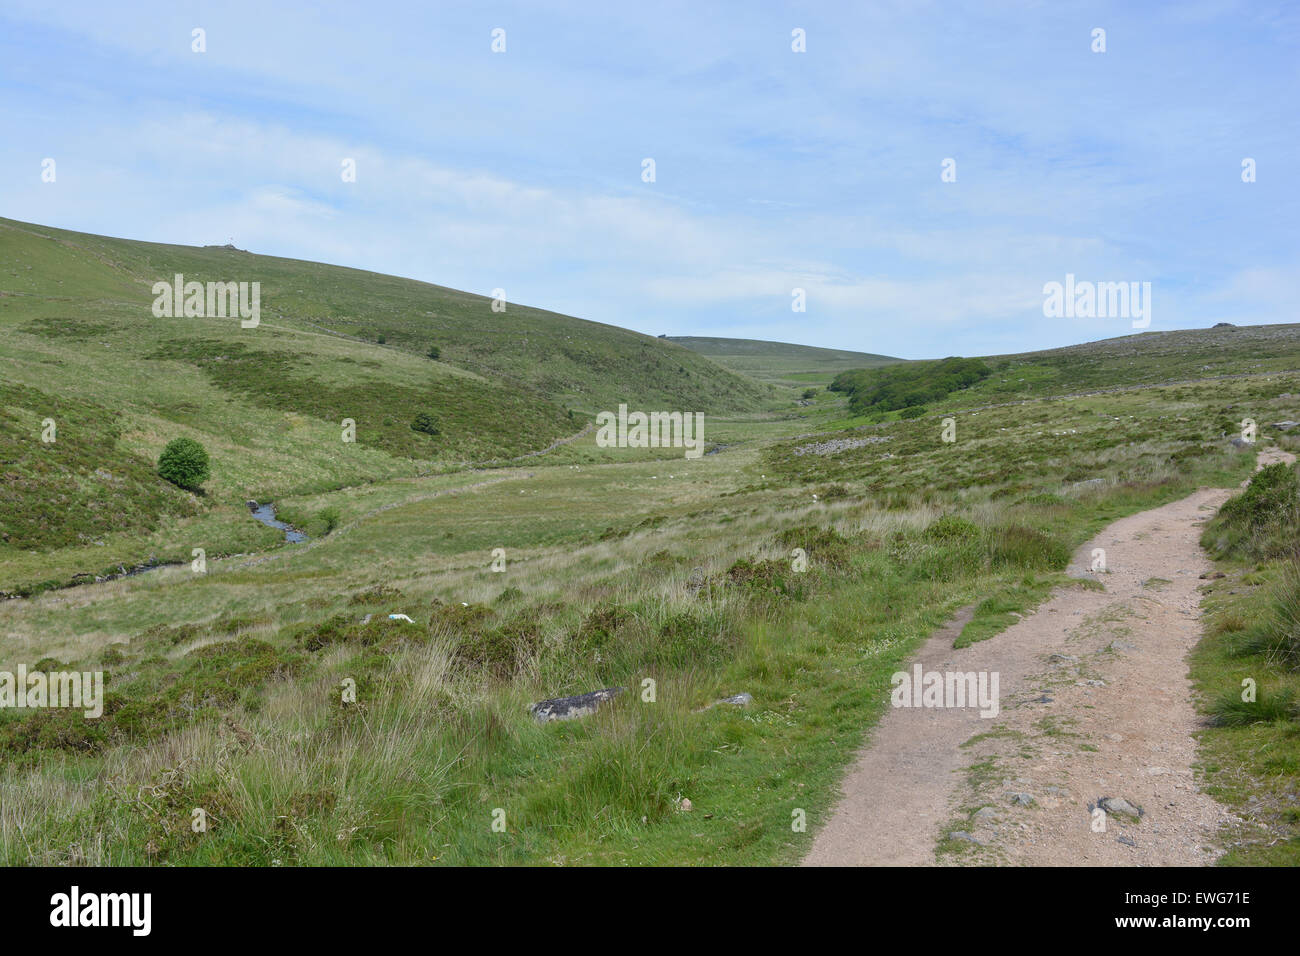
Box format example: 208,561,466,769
666,335,898,384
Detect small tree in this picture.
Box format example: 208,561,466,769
158,437,210,491
427,345,441,360
377,334,386,345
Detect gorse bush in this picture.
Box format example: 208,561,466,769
157,437,210,491
411,412,440,436
1202,462,1299,561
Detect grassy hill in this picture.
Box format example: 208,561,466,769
819,324,1300,424
4,219,1299,868
3,315,1297,865
666,335,899,384
0,217,775,585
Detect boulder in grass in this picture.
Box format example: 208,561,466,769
530,687,625,723
717,692,753,707
693,691,754,713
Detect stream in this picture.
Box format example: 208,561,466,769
247,501,309,543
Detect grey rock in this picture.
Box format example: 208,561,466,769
1100,796,1143,819
793,435,891,457
718,692,753,707
686,567,707,594
530,687,625,723
1008,792,1035,806
974,807,998,821
1117,835,1137,847
948,831,983,845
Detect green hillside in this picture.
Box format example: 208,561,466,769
0,217,774,589
819,324,1300,424
666,335,899,384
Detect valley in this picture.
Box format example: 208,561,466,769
1,218,1298,867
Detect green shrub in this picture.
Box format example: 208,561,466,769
427,345,441,360
411,412,440,436
319,505,342,534
776,525,855,570
157,437,210,491
1202,463,1299,561
1208,685,1297,726
816,483,852,500
988,524,1070,571
831,356,992,415
923,515,981,543
1261,564,1300,670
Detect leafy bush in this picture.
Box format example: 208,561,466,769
801,388,817,399
411,412,440,436
427,345,441,360
157,437,210,491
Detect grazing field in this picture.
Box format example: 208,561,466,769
2,223,1299,866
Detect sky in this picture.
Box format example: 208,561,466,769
2,0,1297,360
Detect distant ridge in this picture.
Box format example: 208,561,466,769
666,335,900,384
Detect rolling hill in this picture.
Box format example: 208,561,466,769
0,217,776,578
666,335,899,384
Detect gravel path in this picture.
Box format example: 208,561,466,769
804,448,1294,866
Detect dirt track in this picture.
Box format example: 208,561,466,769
804,449,1295,867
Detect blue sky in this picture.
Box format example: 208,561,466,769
2,1,1296,359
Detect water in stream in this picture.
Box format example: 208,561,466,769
248,501,308,543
